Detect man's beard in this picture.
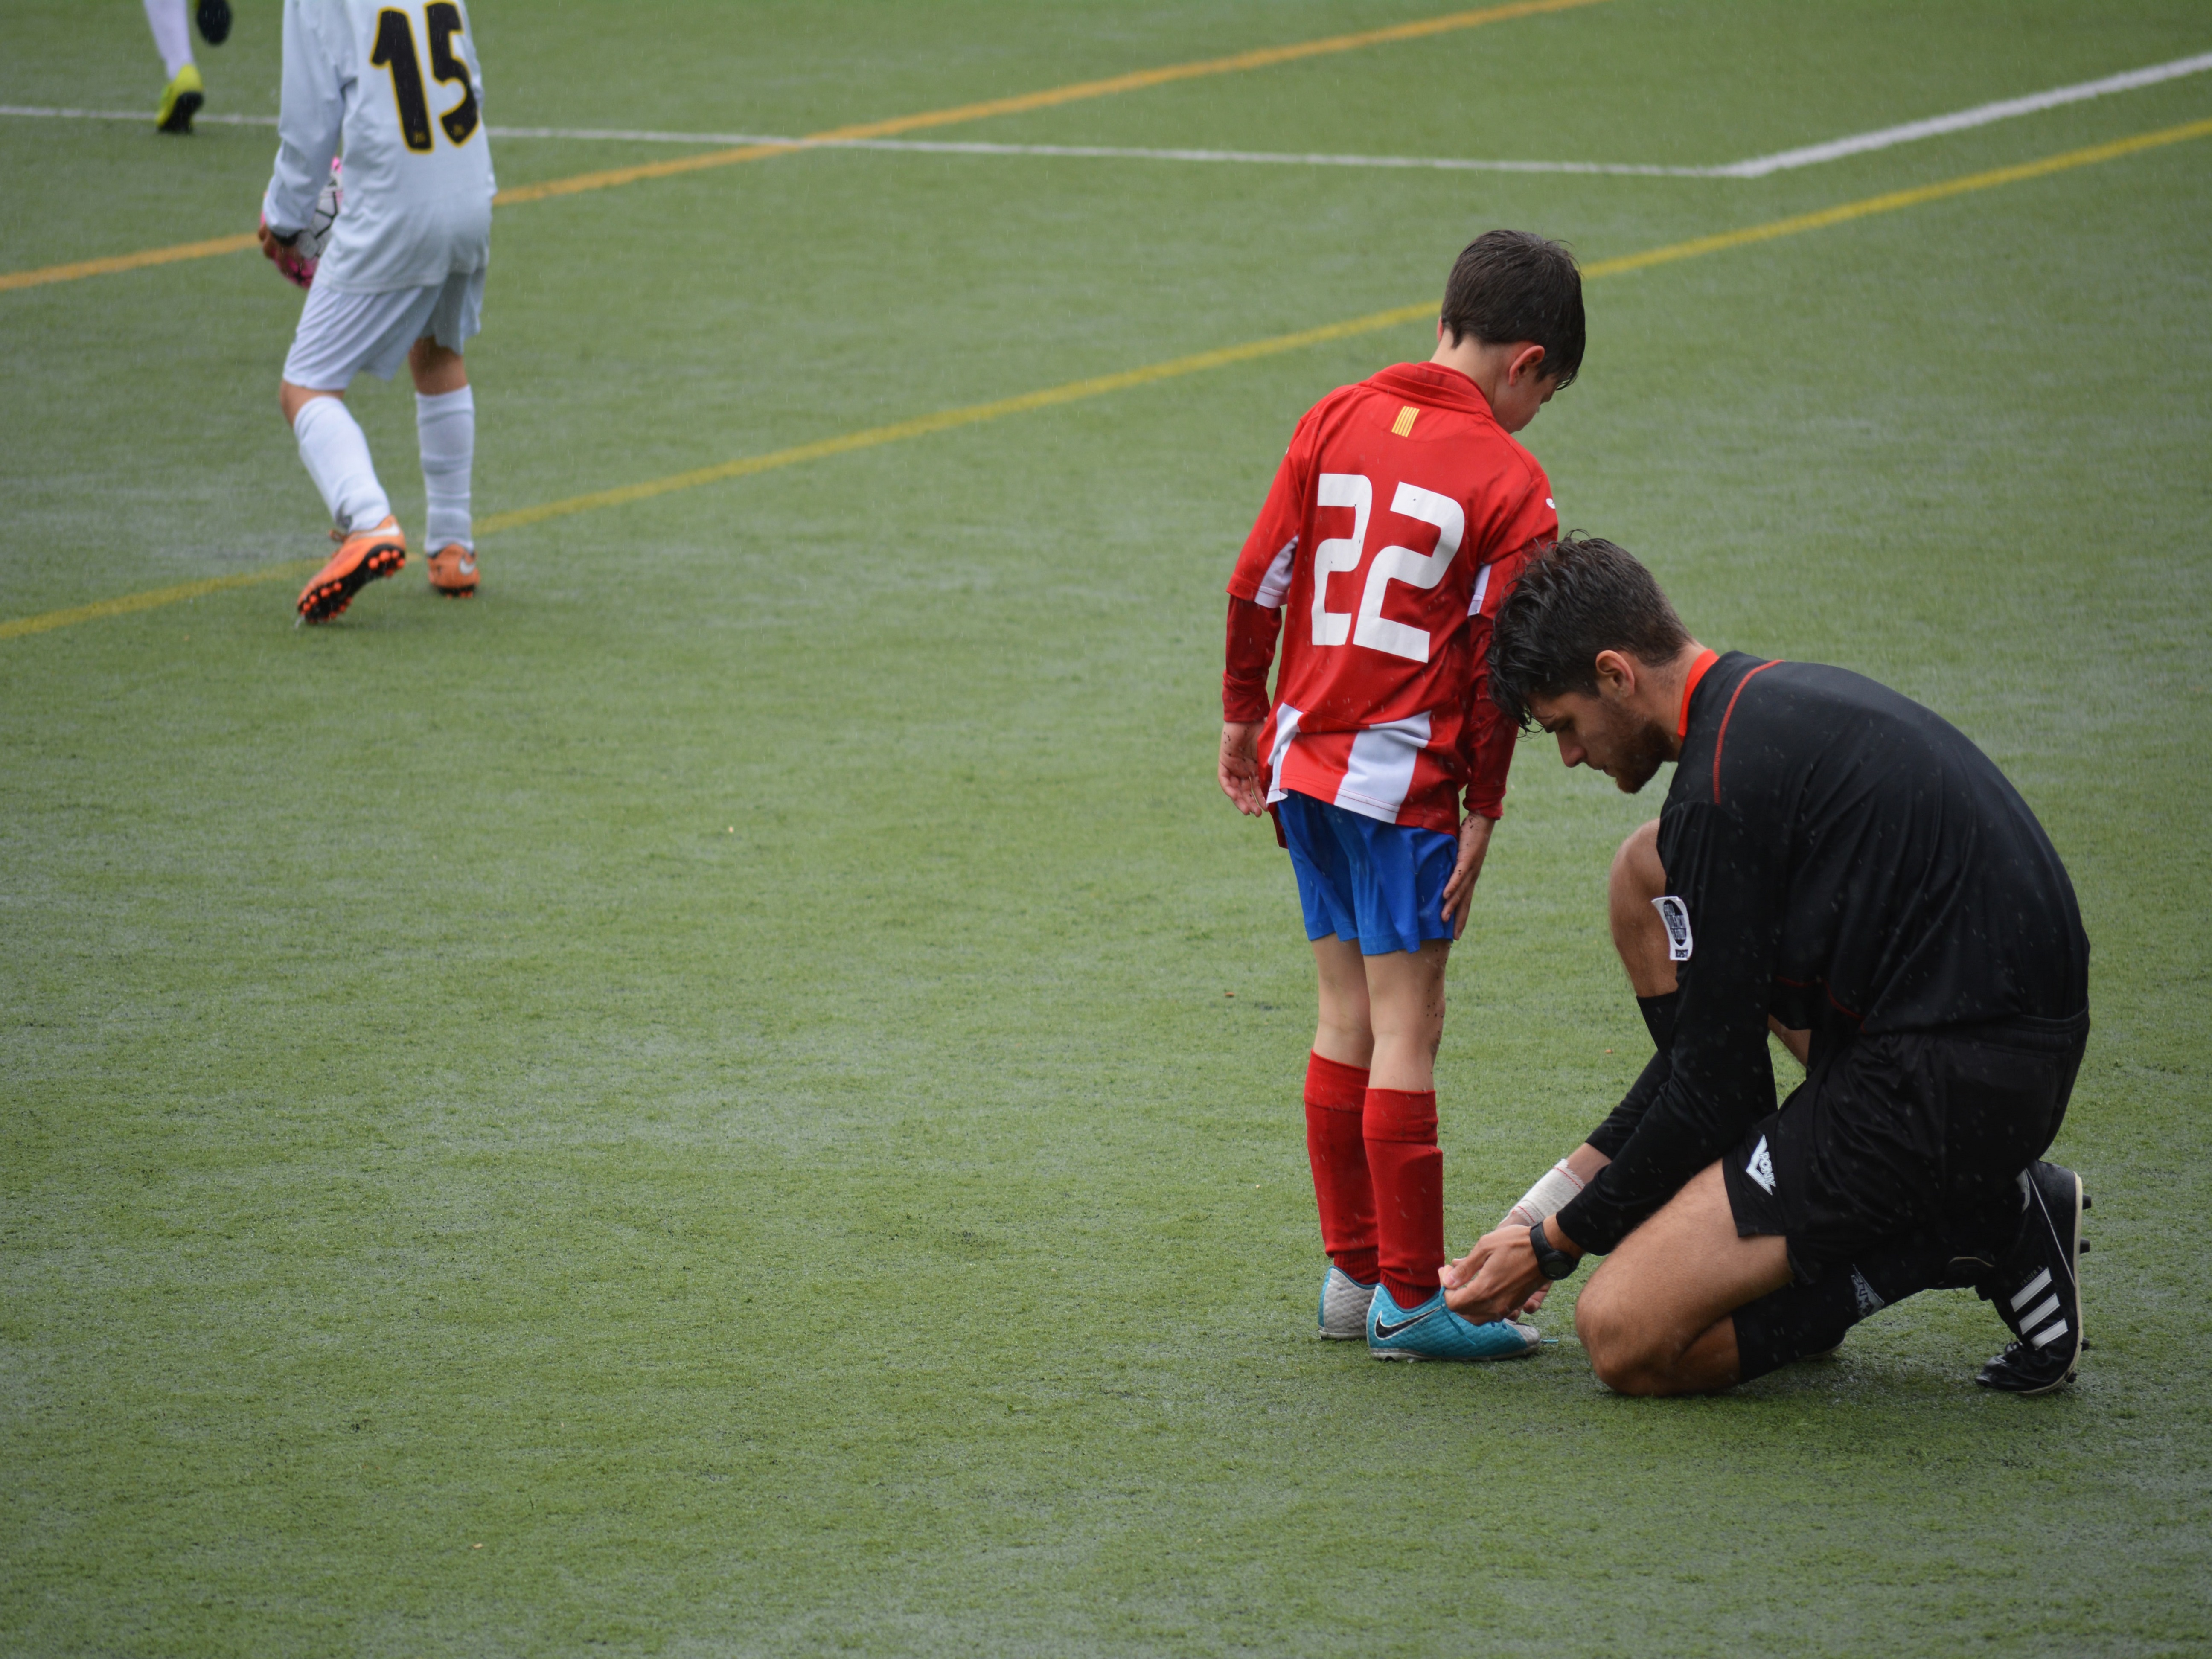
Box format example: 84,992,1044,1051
1610,723,1671,794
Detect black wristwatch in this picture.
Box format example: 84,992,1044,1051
1528,1220,1579,1281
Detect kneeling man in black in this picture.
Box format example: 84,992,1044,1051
1444,537,2092,1395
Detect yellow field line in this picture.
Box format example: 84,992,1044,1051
474,306,1438,534
0,231,261,293
0,0,1608,292
1576,114,2212,279
463,114,2212,536
0,562,317,640
5,114,2205,643
494,0,1609,204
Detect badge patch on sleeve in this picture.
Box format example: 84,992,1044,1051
1652,895,1694,961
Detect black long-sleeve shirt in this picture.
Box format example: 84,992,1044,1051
1555,652,2090,1255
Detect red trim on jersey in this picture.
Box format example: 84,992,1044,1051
1676,648,1720,739
1712,659,1783,804
1777,973,1864,1025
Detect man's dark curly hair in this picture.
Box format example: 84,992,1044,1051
1488,536,1691,729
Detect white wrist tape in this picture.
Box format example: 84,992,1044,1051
1501,1160,1587,1228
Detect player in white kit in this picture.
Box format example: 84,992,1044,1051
146,0,232,134
259,0,496,623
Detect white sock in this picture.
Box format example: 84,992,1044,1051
416,385,475,551
143,0,194,79
292,396,391,536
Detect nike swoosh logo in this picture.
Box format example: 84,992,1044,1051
1371,1313,1427,1340
457,557,477,574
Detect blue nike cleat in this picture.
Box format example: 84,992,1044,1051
1366,1283,1541,1362
1318,1265,1377,1339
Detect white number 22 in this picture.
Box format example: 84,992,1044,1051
1310,474,1464,662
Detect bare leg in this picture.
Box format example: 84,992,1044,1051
1310,936,1373,1071
280,381,341,424
1362,937,1450,1094
1573,1163,1793,1394
408,338,468,395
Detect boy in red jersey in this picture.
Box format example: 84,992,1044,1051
1217,230,1581,1360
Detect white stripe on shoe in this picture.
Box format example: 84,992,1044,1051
2018,1293,2062,1333
2010,1267,2054,1310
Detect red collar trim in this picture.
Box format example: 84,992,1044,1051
1677,648,1720,739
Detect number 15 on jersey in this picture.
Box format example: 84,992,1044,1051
371,3,480,152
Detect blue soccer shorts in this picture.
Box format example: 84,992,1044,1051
1276,791,1459,957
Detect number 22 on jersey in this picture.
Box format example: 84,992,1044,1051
372,3,480,153
1309,474,1465,663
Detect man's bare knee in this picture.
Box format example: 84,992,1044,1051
1577,1296,1679,1395
1573,1272,1640,1375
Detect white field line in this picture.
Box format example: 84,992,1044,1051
5,52,2207,176
1709,49,2212,176
0,106,281,125
0,108,1694,170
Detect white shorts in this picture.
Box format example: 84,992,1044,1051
282,267,486,391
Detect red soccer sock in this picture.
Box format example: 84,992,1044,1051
1363,1087,1443,1308
1304,1052,1377,1285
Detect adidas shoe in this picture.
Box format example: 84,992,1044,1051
197,0,233,45
156,64,204,134
1366,1283,1540,1362
297,516,406,624
1318,1266,1377,1340
427,544,478,598
1975,1161,2086,1395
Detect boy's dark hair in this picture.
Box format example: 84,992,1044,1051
1441,230,1586,387
1488,536,1691,728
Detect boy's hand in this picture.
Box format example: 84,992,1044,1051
1440,813,1495,938
1218,721,1266,815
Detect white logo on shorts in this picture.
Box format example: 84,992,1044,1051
1746,1135,1776,1195
1653,894,1694,961
1850,1268,1886,1317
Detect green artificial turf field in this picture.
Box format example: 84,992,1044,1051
4,2,2210,1652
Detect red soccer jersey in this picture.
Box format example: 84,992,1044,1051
1225,361,1558,833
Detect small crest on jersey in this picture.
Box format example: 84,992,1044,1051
1653,894,1693,961
1746,1135,1776,1195
1391,405,1420,437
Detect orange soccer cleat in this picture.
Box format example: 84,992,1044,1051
297,516,406,623
426,544,478,598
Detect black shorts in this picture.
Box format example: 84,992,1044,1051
1720,1014,2088,1283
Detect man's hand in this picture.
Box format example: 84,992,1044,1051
1439,812,1495,939
1218,721,1266,815
1444,1217,1569,1322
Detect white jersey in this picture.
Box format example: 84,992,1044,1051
262,0,496,294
